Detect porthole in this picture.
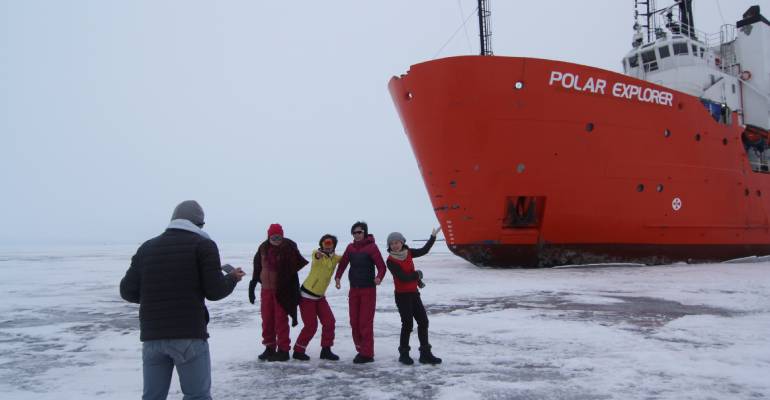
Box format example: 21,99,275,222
516,163,526,173
656,184,664,192
405,92,413,100
757,190,762,197
636,184,645,192
745,188,750,196
664,129,671,138
695,133,701,141
586,123,594,132
722,138,728,145
514,81,525,90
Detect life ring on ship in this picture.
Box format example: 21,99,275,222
740,70,752,81
743,128,769,152
744,131,762,143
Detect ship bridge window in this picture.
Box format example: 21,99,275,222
641,50,658,72
673,42,689,55
628,54,639,68
691,44,698,56
641,50,656,64
699,47,705,58
644,62,659,72
658,45,671,59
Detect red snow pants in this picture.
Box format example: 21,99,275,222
348,287,376,358
293,297,335,353
260,289,290,352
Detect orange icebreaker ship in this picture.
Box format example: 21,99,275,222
389,1,770,267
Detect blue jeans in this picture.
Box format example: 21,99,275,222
142,339,212,400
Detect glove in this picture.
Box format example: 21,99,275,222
416,270,425,288
248,280,257,304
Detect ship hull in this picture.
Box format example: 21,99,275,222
388,56,770,267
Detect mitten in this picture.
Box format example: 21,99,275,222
248,280,257,304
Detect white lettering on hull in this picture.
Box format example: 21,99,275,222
548,71,606,95
548,70,673,107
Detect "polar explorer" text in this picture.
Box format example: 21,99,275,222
548,70,673,107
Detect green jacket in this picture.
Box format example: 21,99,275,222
302,249,341,297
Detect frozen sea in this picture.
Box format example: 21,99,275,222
1,242,769,400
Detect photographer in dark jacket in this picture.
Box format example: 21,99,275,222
120,200,245,400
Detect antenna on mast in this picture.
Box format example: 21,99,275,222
478,0,493,55
634,0,656,44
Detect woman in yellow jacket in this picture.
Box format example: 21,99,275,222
292,234,342,361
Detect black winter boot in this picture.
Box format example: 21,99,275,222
418,346,442,365
258,346,275,361
398,347,414,365
268,350,290,362
353,353,374,364
292,351,310,361
320,347,339,361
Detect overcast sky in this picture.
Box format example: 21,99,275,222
1,0,764,246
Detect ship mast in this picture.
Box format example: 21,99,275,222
478,0,493,55
634,0,656,43
633,0,697,47
678,0,695,38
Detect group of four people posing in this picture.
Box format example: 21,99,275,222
249,220,442,365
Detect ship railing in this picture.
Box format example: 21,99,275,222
718,24,737,46
655,15,736,48
700,25,737,48
653,4,736,47
748,154,770,173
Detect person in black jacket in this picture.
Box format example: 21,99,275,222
120,200,245,400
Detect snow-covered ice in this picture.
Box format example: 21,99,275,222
1,243,769,399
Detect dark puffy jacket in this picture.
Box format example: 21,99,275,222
335,235,387,288
120,229,236,341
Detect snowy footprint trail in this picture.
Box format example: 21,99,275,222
1,244,769,399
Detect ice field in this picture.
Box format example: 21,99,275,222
1,242,769,399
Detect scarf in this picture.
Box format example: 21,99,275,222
388,248,408,261
167,219,211,239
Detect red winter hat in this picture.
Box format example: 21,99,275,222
267,223,284,237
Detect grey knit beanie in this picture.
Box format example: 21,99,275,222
387,232,406,245
171,200,205,226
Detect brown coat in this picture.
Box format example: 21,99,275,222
253,238,308,326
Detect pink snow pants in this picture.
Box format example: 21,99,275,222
260,289,290,352
348,287,376,358
293,297,336,353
